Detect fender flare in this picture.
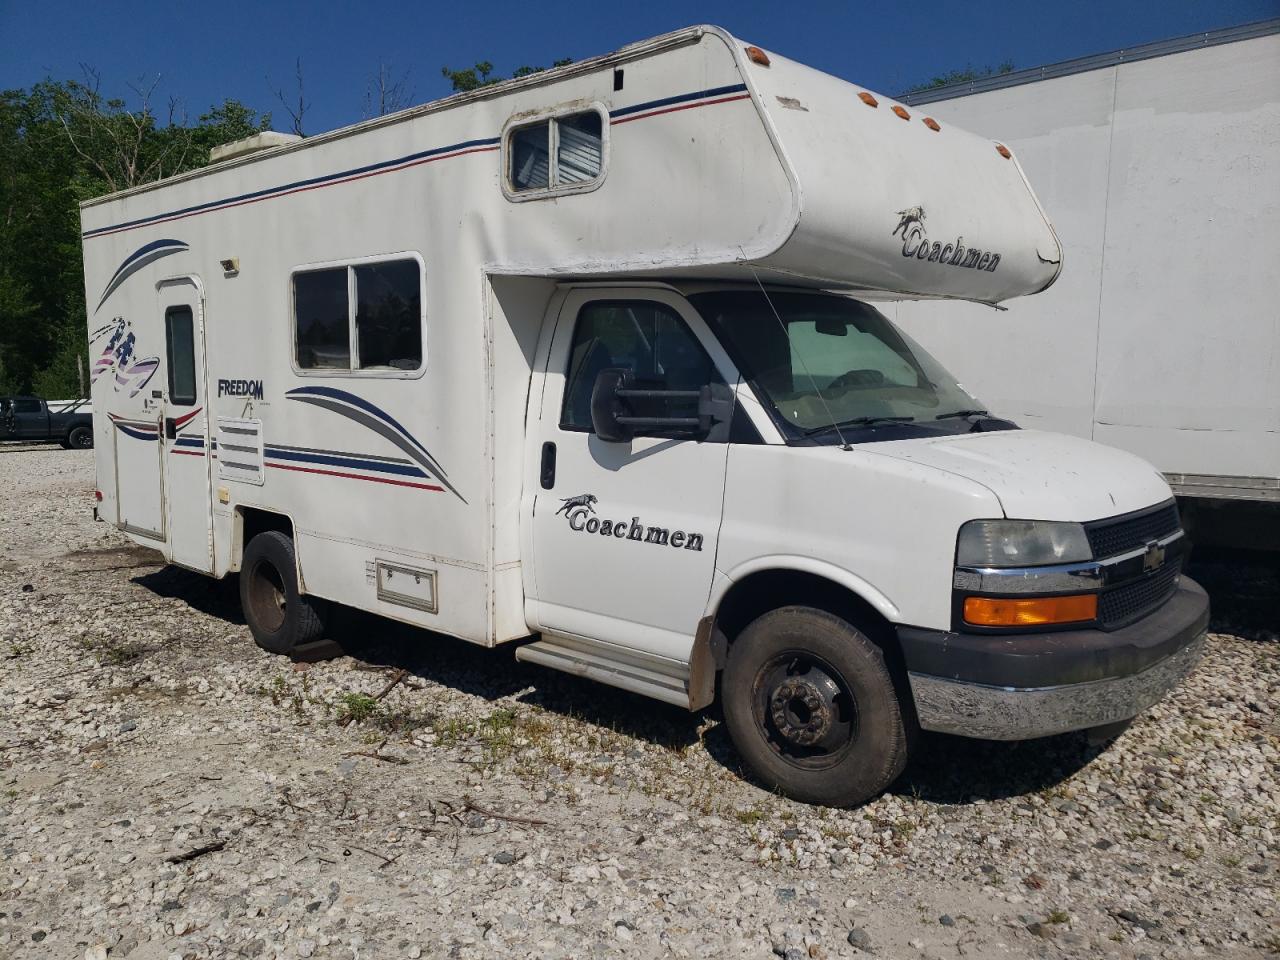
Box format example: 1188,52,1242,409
704,554,901,625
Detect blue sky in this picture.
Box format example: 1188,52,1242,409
2,0,1277,134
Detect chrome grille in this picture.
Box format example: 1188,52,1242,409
1099,563,1181,628
1085,502,1180,559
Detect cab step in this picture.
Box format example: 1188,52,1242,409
515,633,691,708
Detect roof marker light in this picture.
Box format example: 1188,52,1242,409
996,143,1012,159
922,117,940,132
745,46,771,66
891,105,910,120
858,92,879,108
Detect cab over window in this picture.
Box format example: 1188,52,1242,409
561,300,723,432
508,110,604,195
294,258,423,373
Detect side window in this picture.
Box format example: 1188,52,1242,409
560,301,724,432
13,397,41,414
293,257,423,374
506,109,604,197
165,306,197,406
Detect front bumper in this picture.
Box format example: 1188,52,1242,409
898,578,1209,740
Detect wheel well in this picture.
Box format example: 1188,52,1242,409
708,568,917,726
233,508,294,572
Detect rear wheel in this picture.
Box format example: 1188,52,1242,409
240,531,328,655
722,606,910,807
68,426,93,449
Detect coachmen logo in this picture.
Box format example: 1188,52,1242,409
1142,540,1166,573
558,494,704,552
893,206,1002,273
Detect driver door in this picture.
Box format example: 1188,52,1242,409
526,287,740,661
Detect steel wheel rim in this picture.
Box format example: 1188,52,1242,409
248,558,287,633
74,432,92,448
750,650,859,771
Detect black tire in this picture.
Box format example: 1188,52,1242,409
722,606,910,807
68,426,93,449
240,531,328,655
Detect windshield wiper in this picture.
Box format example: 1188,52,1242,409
803,415,915,437
934,409,989,420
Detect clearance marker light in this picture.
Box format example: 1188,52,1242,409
892,105,910,120
858,91,879,108
744,46,771,66
996,143,1012,159
922,117,941,132
963,594,1097,627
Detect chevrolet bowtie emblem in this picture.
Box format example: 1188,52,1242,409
1142,540,1166,573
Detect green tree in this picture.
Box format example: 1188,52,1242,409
441,58,573,93
905,60,1015,94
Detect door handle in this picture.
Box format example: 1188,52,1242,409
540,441,556,490
164,417,176,440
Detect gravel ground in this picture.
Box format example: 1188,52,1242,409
1,445,1276,960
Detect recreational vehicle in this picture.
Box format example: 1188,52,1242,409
81,26,1208,806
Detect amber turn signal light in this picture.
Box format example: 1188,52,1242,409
963,594,1097,627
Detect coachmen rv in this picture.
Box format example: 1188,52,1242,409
81,25,1208,807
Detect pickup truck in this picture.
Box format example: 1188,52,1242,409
0,396,94,448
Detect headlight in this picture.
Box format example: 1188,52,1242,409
956,519,1092,567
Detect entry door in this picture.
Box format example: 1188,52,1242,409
158,278,214,571
527,288,737,662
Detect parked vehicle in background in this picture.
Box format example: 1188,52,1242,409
0,396,93,448
80,25,1208,807
895,19,1280,551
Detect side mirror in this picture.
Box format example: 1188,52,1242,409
589,369,733,443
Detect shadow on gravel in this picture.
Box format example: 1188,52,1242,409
330,610,708,754
893,730,1105,804
1185,546,1279,641
132,566,246,625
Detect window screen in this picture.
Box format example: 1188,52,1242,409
507,110,604,196
165,306,197,406
510,121,550,192
561,301,722,433
294,259,423,373
295,268,350,370
355,260,422,370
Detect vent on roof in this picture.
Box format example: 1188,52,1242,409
209,131,302,164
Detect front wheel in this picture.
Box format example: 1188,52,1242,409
722,606,910,807
67,426,93,449
240,531,329,655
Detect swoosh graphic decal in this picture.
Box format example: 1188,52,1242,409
96,239,189,312
284,388,464,502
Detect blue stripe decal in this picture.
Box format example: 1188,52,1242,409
82,136,501,239
608,83,748,118
95,239,189,311
115,424,157,441
264,446,428,478
82,85,751,240
174,436,205,448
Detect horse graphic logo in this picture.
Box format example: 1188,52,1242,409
892,205,926,240
556,493,597,517
88,318,160,398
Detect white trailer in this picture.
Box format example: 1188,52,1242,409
81,25,1207,807
895,20,1280,548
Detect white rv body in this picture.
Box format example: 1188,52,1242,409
894,21,1280,516
82,25,1207,805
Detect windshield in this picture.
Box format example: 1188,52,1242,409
689,290,987,443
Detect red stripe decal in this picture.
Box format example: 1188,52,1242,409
267,461,444,491
610,93,752,125
170,449,205,457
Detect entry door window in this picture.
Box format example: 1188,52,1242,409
165,306,197,406
560,300,723,433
